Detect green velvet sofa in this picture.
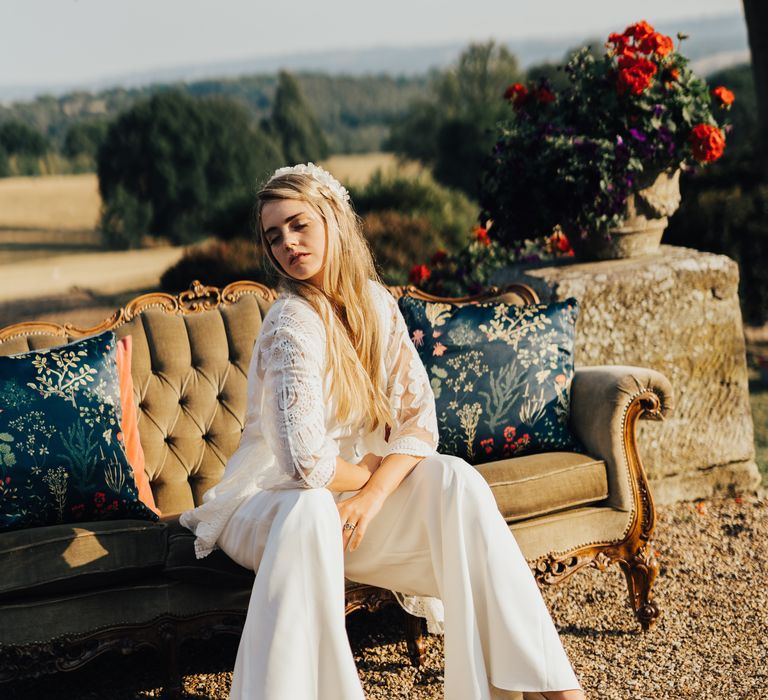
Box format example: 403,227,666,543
0,280,673,693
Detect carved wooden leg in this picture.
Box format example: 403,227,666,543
619,545,661,631
403,612,426,667
159,622,183,699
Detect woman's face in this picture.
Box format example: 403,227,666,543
261,199,327,286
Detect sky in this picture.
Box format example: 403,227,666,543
0,0,744,87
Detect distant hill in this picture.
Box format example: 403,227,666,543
0,13,748,103
0,74,431,154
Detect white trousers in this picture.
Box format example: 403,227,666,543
218,454,581,700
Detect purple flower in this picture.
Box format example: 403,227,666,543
616,135,624,146
629,128,647,142
652,104,665,117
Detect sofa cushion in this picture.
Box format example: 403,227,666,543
0,330,159,532
115,294,269,515
164,518,255,587
0,519,167,599
397,295,581,464
116,335,160,516
476,451,608,523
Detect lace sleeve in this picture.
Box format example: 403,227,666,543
380,288,439,458
259,302,338,489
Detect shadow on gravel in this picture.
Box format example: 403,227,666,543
558,624,640,639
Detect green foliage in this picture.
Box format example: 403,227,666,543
63,120,109,159
0,145,9,177
526,39,606,91
160,238,273,292
99,185,153,249
0,119,49,156
349,170,479,252
97,91,283,245
267,71,329,163
387,42,522,196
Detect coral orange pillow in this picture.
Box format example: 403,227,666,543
116,336,161,516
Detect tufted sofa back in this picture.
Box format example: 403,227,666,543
0,282,276,516
0,280,538,516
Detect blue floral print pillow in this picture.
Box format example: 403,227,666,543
0,331,158,532
397,296,581,464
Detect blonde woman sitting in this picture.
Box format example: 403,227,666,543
181,163,586,700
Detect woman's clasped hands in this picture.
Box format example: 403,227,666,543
337,452,385,552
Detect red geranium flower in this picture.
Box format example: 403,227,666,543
430,248,448,265
616,55,657,95
504,83,530,109
689,124,725,162
606,32,633,57
549,230,573,256
639,32,674,57
712,86,735,106
624,20,655,43
473,227,491,246
409,264,431,285
535,87,556,104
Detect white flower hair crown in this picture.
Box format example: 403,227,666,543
268,162,350,204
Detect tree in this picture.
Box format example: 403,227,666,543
743,0,768,156
268,71,329,164
0,120,49,156
387,42,523,197
97,91,283,247
63,120,109,159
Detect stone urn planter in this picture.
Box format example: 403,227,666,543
570,168,682,260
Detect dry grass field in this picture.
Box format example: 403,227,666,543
322,152,425,185
0,173,100,230
0,173,102,264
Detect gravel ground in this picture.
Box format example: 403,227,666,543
6,497,767,700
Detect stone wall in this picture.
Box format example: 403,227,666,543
494,245,761,503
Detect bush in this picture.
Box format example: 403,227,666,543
99,185,154,249
362,212,445,284
0,120,49,157
160,238,274,292
349,170,479,252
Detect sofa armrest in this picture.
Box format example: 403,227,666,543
570,365,674,512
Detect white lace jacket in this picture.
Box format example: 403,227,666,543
180,280,439,560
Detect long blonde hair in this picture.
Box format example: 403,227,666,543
256,172,392,432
